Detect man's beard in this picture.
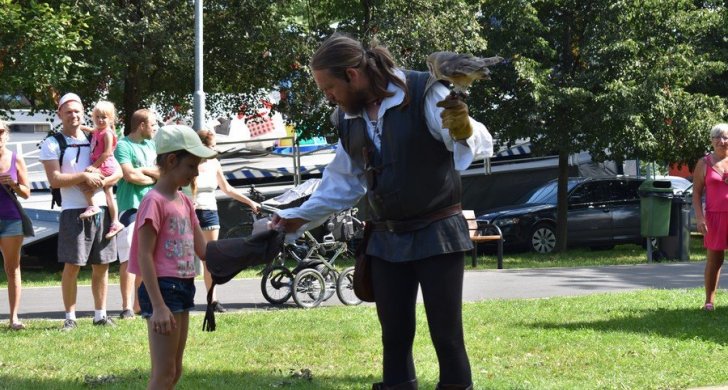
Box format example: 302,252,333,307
339,88,370,116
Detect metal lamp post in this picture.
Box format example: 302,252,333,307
193,0,204,131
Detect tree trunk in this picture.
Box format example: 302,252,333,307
122,61,141,133
361,0,372,35
555,150,570,253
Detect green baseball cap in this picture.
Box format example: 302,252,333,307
154,125,217,159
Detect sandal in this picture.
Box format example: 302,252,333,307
9,322,25,330
79,206,101,220
703,303,715,311
105,222,125,239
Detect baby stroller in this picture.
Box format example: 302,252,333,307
256,180,363,308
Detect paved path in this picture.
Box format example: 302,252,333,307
0,261,709,320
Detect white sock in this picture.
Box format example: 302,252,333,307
65,312,76,321
94,310,107,322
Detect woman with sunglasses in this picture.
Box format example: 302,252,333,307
0,120,31,329
693,123,728,311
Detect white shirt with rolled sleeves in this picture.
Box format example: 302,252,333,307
276,69,493,239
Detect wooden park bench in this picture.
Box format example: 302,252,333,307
463,210,504,269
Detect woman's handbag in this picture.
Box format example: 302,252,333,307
0,183,34,237
353,222,375,302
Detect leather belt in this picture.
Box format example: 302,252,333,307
370,203,463,233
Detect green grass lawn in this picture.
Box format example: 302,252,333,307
0,235,707,288
1,288,727,389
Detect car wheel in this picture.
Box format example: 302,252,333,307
530,224,556,254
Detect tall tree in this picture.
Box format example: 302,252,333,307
274,0,489,139
71,0,196,129
0,0,91,115
2,0,489,135
476,0,728,252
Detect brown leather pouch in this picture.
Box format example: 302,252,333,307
353,222,375,302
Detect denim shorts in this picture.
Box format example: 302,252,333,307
138,277,196,318
0,219,23,238
196,209,220,231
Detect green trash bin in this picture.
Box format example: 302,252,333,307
639,179,673,237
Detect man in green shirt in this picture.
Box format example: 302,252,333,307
114,109,159,319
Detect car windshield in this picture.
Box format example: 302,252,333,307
519,180,581,205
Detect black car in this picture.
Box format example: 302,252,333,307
475,176,691,253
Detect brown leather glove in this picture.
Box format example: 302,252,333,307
437,96,473,141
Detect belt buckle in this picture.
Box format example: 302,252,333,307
385,220,395,233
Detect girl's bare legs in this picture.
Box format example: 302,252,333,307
147,312,189,390
173,311,190,386
105,185,119,223
705,249,725,306
79,186,101,220
0,236,24,325
134,277,142,313
84,188,95,209
201,229,220,302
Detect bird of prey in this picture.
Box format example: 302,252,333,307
426,51,503,97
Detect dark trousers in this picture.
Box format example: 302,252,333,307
371,252,472,386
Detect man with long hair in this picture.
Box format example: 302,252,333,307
272,33,493,390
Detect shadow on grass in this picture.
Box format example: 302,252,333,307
0,369,379,389
0,263,125,286
0,301,302,321
530,307,728,345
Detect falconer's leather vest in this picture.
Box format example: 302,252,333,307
335,70,472,261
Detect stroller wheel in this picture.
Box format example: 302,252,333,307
315,264,338,302
261,265,293,304
292,268,326,308
336,267,362,306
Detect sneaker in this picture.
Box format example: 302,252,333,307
61,319,77,331
213,301,227,313
119,309,135,320
93,317,117,327
105,222,125,240
79,206,101,220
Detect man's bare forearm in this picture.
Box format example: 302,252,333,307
49,171,93,188
140,167,160,180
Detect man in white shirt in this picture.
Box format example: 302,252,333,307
39,93,122,330
271,34,492,390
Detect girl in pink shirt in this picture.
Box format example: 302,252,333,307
128,125,216,389
81,101,124,239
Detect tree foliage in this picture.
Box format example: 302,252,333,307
72,0,196,128
478,0,727,166
0,0,91,114
252,0,489,139
476,0,728,251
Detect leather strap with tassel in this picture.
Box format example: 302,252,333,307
202,283,217,332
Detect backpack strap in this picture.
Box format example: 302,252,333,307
52,133,68,167
52,131,91,167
